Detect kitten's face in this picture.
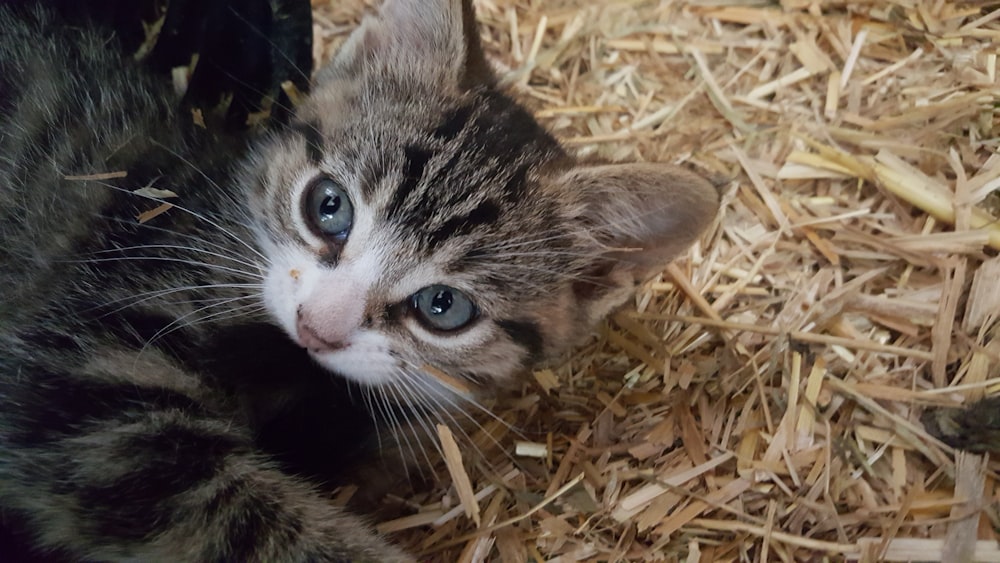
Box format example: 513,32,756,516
242,0,719,394
251,84,578,389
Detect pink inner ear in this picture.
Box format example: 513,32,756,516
565,163,720,279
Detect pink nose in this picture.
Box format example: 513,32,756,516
296,311,348,353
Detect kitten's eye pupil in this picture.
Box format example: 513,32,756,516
305,177,353,238
319,195,341,216
411,285,476,332
429,290,453,315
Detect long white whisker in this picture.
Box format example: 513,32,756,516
89,284,263,316
385,379,436,471
370,384,419,477
97,214,265,274
161,301,266,334
138,295,261,353
70,256,263,281
152,305,268,347
361,386,385,453
171,305,269,332
396,369,498,465
96,152,270,264
405,362,525,440
86,244,263,272
391,372,446,460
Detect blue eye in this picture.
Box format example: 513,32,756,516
305,177,353,238
410,285,477,332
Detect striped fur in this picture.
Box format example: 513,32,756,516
0,0,719,560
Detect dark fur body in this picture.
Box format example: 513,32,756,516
923,396,1000,453
0,7,402,561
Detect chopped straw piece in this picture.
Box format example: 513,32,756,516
436,424,481,527
136,203,174,224
64,171,128,181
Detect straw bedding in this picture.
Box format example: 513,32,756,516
312,1,1000,560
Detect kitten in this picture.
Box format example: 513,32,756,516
0,0,719,560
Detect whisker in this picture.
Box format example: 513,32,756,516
385,379,436,472
85,244,264,272
165,301,266,333
372,384,422,480
157,305,269,345
138,295,262,354
95,214,267,277
404,362,528,450
68,256,263,281
174,306,269,331
391,373,446,460
360,386,385,453
403,402,447,463
131,144,271,264
396,368,497,465
87,284,263,316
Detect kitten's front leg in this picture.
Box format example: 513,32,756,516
1,358,412,562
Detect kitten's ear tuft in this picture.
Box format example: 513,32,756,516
320,0,495,88
562,163,720,324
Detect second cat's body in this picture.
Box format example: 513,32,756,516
0,6,393,560
0,1,719,559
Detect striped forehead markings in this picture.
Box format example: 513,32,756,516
427,198,501,250
375,91,564,253
386,144,433,220
382,152,527,252
384,102,484,221
500,163,530,202
432,105,474,141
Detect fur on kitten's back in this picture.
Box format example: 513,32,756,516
0,0,719,560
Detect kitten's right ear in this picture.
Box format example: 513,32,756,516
317,0,495,89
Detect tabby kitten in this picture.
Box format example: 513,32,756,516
0,0,718,560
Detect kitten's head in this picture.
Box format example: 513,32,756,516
244,0,718,393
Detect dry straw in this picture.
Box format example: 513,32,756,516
313,0,1000,560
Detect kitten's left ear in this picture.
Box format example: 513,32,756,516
561,163,720,324
319,0,495,88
